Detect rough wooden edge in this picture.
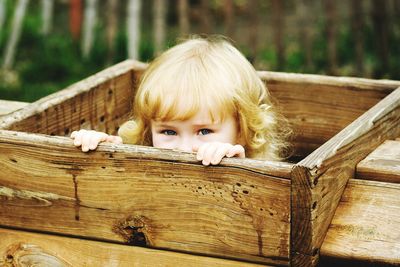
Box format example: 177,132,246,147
290,87,400,266
258,71,400,91
0,227,267,267
0,100,29,116
0,129,293,179
0,60,147,130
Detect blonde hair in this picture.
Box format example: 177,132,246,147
119,36,291,160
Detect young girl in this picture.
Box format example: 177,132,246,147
71,36,291,165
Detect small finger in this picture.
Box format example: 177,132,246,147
70,131,77,138
211,144,232,165
201,144,219,166
89,132,108,150
107,135,123,144
81,131,95,152
196,143,207,161
73,130,85,146
227,145,245,158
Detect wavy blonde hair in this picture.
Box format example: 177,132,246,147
119,36,291,160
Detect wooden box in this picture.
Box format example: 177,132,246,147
1,60,399,266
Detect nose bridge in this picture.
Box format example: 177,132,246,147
178,134,195,152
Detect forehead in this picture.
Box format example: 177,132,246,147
154,107,217,124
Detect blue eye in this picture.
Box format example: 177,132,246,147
162,130,177,136
199,129,212,135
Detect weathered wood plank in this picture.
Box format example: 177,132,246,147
260,71,400,91
0,228,267,267
261,72,400,156
0,60,147,135
320,179,400,267
0,100,28,116
2,62,400,266
356,140,400,183
291,87,400,266
0,130,292,266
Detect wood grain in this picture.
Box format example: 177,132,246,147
0,60,147,135
356,140,400,183
0,228,267,267
320,179,400,266
261,71,400,156
0,100,28,116
2,62,400,266
0,130,292,266
291,87,400,266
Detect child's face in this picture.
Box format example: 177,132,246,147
151,109,239,153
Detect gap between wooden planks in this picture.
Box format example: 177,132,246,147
356,139,400,183
320,138,400,266
320,179,400,266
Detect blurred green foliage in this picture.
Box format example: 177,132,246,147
1,0,399,103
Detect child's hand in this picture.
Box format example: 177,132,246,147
194,142,245,166
70,130,122,152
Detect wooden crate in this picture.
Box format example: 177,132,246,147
320,138,400,266
0,60,399,266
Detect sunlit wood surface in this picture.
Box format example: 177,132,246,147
357,140,400,183
0,100,28,116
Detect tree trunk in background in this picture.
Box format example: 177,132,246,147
247,0,259,64
394,0,400,22
0,0,6,44
127,0,141,60
271,0,284,70
41,0,53,35
395,0,400,13
199,0,211,34
394,0,400,28
351,0,364,76
69,0,82,41
2,0,29,70
106,0,118,65
82,0,98,58
153,0,167,56
178,0,189,36
296,0,313,71
223,0,234,39
371,0,389,78
394,0,400,50
324,0,337,75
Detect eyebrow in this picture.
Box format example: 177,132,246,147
193,123,218,127
153,122,219,128
153,123,177,128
